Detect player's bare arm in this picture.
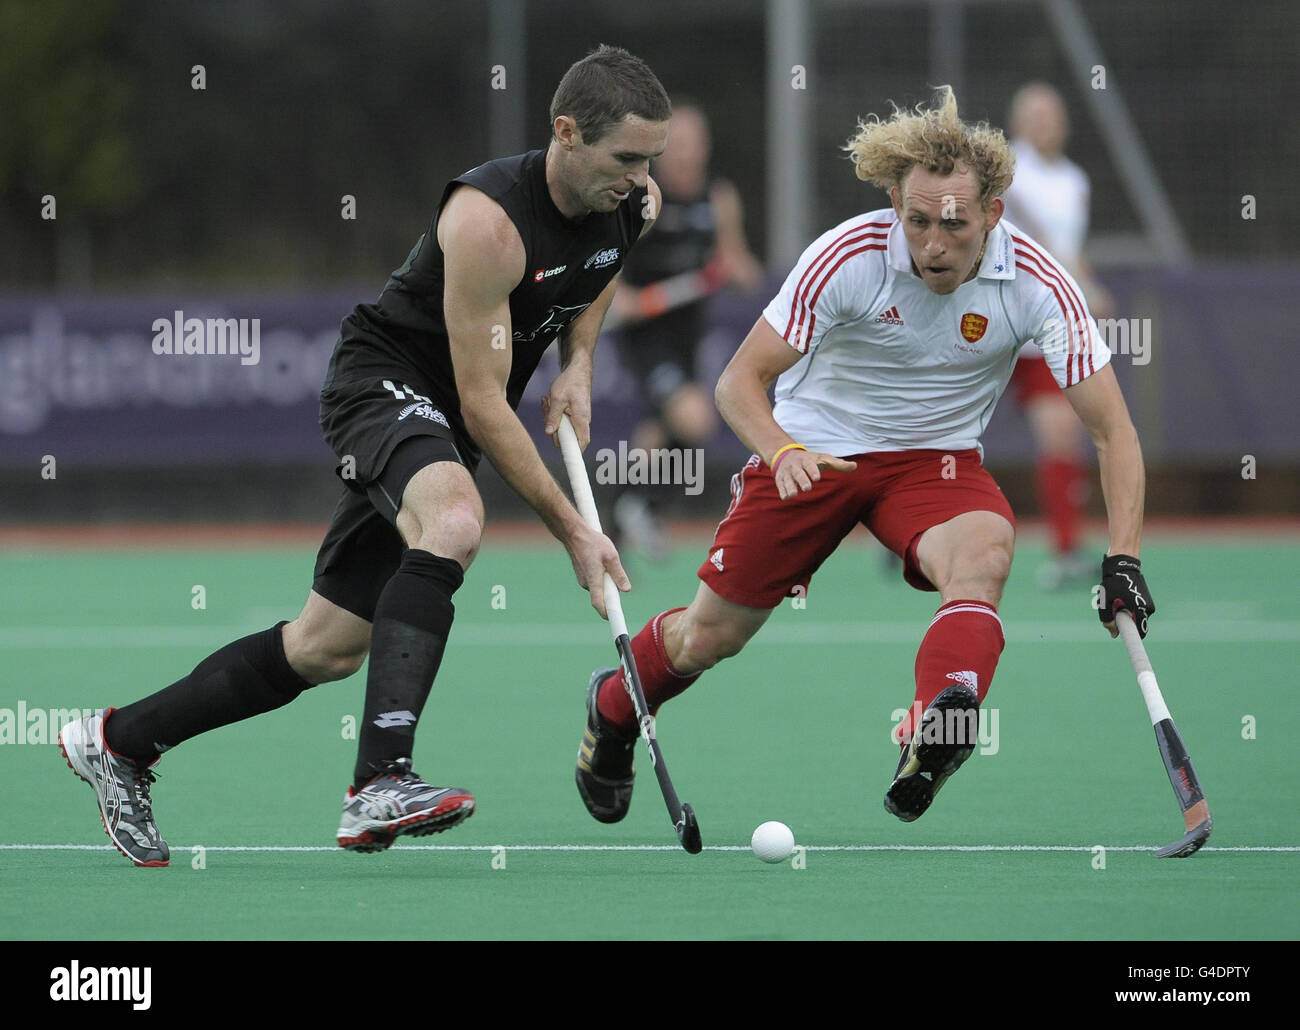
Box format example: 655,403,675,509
709,179,764,291
1064,363,1155,636
542,272,616,452
1064,363,1143,557
715,316,857,500
439,186,630,616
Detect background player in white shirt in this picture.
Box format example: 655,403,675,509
574,87,1156,827
1003,82,1117,589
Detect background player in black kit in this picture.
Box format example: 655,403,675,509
58,45,672,864
609,102,763,556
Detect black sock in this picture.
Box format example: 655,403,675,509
104,622,311,763
354,549,463,789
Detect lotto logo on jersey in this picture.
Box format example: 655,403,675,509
874,305,904,326
533,264,566,282
960,313,989,343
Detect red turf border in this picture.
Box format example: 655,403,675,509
0,516,1296,550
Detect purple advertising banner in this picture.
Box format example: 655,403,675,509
1,266,1297,471
0,290,742,470
0,293,353,467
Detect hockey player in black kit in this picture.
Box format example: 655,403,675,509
608,102,762,556
59,45,672,864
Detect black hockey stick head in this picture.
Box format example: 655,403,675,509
1152,721,1211,858
1156,816,1212,859
676,802,702,854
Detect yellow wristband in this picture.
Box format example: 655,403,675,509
770,443,807,472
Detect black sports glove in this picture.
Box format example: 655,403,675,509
1098,553,1155,638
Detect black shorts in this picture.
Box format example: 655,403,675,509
618,304,708,407
311,371,471,621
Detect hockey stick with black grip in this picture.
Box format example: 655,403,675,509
1116,611,1212,858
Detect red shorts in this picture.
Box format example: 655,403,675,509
697,449,1015,607
1010,354,1062,405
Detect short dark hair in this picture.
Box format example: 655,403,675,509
550,45,671,145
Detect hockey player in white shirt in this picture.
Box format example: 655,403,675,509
1003,82,1118,589
574,86,1155,827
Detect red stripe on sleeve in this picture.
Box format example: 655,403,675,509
1015,260,1084,386
1012,235,1091,383
795,244,887,350
784,220,891,353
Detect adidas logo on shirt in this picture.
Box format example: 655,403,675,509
874,305,904,326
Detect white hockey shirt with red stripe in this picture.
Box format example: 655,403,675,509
761,209,1110,457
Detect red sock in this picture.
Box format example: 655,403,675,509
1036,457,1084,554
597,607,699,732
895,600,1005,744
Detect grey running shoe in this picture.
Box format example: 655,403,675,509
59,708,169,867
337,758,475,853
575,668,637,823
884,684,980,823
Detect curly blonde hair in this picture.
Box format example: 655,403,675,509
844,86,1014,208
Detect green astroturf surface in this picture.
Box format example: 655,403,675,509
1,532,1297,940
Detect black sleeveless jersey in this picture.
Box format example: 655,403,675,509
331,149,648,462
618,181,716,347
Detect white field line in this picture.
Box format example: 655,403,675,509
1,619,1298,649
0,843,1295,854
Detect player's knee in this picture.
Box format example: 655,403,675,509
286,631,367,685
314,647,368,683
938,524,1014,599
410,505,483,567
986,542,1014,587
966,534,1014,590
676,618,750,670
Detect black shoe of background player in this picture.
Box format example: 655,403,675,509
576,668,637,823
884,684,980,822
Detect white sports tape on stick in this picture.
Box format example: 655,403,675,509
1117,612,1171,725
556,414,629,640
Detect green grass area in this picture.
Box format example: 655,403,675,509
1,533,1297,940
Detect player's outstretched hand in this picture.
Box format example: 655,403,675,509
565,523,630,620
775,450,857,501
1098,553,1156,638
